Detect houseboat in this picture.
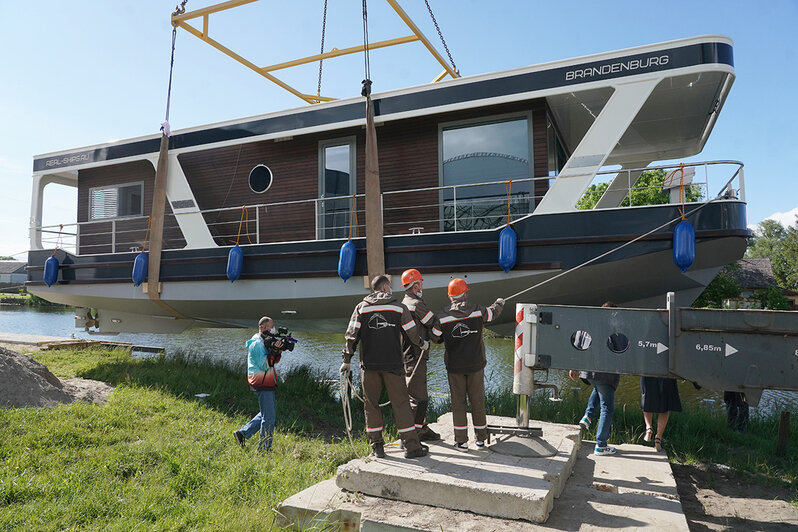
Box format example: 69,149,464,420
26,34,747,335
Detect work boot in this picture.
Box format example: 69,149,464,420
418,426,441,441
370,443,386,458
404,444,429,459
232,430,245,448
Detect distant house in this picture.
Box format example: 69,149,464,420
722,258,778,309
782,288,798,311
0,261,26,290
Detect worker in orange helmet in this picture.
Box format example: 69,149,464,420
431,278,504,451
400,268,441,442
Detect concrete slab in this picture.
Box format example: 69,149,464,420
334,414,580,523
276,439,688,531
0,332,73,345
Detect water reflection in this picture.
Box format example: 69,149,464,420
1,306,795,415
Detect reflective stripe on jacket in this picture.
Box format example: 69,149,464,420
432,299,504,374
343,291,424,371
402,290,434,359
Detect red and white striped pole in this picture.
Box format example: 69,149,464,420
513,303,536,427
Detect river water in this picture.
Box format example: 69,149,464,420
1,305,795,415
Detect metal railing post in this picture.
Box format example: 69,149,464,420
76,223,81,255
738,167,745,203
111,220,116,253
255,206,260,244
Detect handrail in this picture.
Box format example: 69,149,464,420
32,160,744,256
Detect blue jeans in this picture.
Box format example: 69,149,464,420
584,380,615,447
240,389,275,450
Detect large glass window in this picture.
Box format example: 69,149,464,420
318,139,355,239
89,182,143,220
441,116,532,230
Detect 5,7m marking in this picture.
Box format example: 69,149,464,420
696,344,722,353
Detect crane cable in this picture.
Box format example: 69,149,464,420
503,196,724,303
317,0,328,98
423,0,457,74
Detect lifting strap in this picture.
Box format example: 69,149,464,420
147,8,187,320
361,0,385,280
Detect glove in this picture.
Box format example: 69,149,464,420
494,298,505,306
340,362,351,375
421,340,430,351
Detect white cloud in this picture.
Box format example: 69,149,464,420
764,207,798,228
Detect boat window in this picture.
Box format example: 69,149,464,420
248,164,273,194
89,182,143,220
440,116,532,231
318,138,356,239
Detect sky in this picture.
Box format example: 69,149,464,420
1,0,796,258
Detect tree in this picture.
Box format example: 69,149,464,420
577,169,704,210
753,286,790,310
0,256,17,260
692,263,741,308
747,215,798,291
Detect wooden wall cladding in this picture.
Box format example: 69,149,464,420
77,97,552,251
77,160,185,254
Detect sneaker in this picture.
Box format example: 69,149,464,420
579,416,591,430
371,443,386,458
404,444,429,459
233,430,245,448
453,442,469,452
418,427,442,441
594,445,616,455
474,440,486,449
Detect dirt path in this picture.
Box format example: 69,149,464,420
673,462,798,531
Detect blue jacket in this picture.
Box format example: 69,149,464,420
247,333,279,390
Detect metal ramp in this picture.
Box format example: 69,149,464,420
514,293,798,406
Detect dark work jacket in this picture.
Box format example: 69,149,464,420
343,291,424,372
401,290,435,361
432,299,504,374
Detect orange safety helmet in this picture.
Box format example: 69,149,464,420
448,278,469,298
401,268,424,287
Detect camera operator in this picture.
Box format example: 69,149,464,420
233,316,287,452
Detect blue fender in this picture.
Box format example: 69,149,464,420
227,244,244,282
132,251,149,287
673,219,696,272
338,240,356,282
43,256,59,287
498,225,517,273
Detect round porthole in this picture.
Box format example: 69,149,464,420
571,330,592,351
249,164,273,194
607,332,629,353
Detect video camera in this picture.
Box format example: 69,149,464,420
262,326,298,352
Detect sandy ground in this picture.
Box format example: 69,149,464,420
1,344,795,528
673,462,798,531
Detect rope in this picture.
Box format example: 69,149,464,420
664,163,687,220
317,0,328,97
339,351,427,458
506,179,513,225
232,206,253,245
142,216,152,252
51,224,64,256
162,2,185,134
348,194,357,240
423,0,457,74
504,197,723,303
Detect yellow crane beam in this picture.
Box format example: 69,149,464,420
171,0,460,104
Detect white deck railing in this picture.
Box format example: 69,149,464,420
33,160,744,256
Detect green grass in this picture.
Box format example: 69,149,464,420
2,347,796,530
0,348,368,531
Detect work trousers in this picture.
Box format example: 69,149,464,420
362,368,421,451
239,389,275,451
404,349,429,429
447,369,487,444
